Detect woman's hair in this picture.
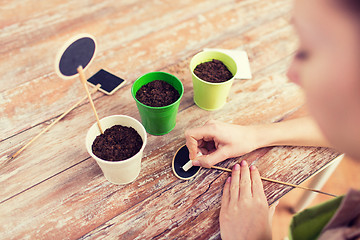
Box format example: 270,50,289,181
336,0,360,18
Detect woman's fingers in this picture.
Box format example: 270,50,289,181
239,160,252,199
229,164,241,206
185,126,215,160
185,131,200,160
250,165,267,201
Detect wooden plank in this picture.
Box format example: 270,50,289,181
0,0,342,239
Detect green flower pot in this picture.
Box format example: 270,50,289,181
131,72,184,135
190,50,237,111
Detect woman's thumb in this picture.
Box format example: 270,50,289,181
193,148,227,168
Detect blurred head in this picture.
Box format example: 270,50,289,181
287,0,360,159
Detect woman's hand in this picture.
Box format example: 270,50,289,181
185,120,259,168
185,117,331,168
220,161,275,240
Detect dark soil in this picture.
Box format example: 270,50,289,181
136,80,180,107
92,125,143,161
194,59,233,83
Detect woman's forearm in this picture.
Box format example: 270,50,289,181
254,116,332,149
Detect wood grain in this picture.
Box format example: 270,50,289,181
0,0,340,239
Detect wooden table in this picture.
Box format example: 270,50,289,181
0,0,339,239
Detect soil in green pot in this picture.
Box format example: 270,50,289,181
135,80,180,107
194,59,233,83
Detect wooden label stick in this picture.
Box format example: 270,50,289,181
211,165,337,197
77,66,103,134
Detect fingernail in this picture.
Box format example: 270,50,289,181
240,160,247,167
227,177,231,183
250,165,256,171
192,160,200,166
234,164,240,171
